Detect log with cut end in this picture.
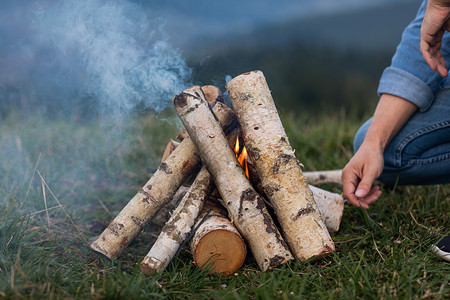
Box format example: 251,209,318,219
304,170,343,186
140,166,213,274
202,85,225,104
90,87,238,260
190,199,246,275
161,139,180,162
226,70,335,261
173,86,293,271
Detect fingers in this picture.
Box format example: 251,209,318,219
342,167,360,208
421,17,448,77
355,170,378,198
421,40,448,77
342,167,382,210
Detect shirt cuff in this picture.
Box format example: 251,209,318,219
377,67,434,112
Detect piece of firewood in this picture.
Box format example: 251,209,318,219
308,185,344,233
303,170,343,186
190,199,246,275
226,70,335,262
247,160,343,232
90,89,238,260
90,137,201,259
202,85,225,104
173,86,294,271
140,166,213,274
161,139,180,162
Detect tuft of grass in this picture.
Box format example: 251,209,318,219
0,110,449,299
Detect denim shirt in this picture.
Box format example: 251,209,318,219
378,0,450,112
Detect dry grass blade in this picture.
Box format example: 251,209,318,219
409,211,430,230
41,177,51,230
36,169,88,244
30,205,63,216
25,152,42,202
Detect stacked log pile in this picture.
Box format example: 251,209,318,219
91,71,345,275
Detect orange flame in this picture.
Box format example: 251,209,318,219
234,136,249,178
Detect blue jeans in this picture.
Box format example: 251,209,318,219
354,89,450,186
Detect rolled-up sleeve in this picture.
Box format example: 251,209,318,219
377,0,450,112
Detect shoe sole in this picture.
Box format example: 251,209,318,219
431,245,450,262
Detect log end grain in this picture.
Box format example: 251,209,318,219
202,85,224,104
193,229,247,275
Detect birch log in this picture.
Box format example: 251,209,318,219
303,170,343,186
248,159,344,232
173,86,293,271
90,137,201,259
227,70,335,261
308,185,344,233
140,166,213,274
190,199,246,275
91,88,238,260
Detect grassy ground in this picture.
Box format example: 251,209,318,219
0,110,449,299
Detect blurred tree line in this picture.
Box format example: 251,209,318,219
0,43,394,120
191,42,394,118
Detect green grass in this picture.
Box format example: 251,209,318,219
0,110,449,299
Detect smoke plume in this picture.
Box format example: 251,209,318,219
0,0,191,119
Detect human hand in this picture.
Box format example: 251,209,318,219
342,143,384,209
420,0,450,77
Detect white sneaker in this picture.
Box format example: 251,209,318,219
431,235,450,262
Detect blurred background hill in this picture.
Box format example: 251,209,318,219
0,0,422,118
172,0,422,115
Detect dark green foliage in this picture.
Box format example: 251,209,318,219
190,44,389,118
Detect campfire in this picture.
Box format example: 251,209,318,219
90,70,345,275
234,136,249,178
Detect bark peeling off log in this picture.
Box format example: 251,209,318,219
173,85,293,271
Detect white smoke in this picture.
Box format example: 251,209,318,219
0,0,191,119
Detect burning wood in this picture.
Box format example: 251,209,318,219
92,79,346,274
90,87,238,260
237,137,343,232
173,86,294,271
226,70,335,261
